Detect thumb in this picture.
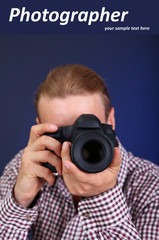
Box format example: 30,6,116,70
61,142,80,174
61,142,73,170
109,147,122,170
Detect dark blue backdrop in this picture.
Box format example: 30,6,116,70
0,35,159,175
1,0,159,34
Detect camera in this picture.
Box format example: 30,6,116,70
43,114,118,173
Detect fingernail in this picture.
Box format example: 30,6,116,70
63,162,70,169
50,124,57,130
63,142,68,149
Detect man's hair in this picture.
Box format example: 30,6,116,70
35,64,111,120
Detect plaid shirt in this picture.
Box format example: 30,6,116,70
0,141,159,240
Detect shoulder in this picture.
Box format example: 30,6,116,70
0,150,24,198
124,152,159,213
1,150,24,177
127,152,159,182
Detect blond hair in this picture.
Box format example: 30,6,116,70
35,64,111,120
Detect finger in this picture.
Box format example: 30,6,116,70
109,147,122,170
61,142,85,177
62,142,74,170
61,142,73,171
35,164,55,186
40,150,62,175
28,123,58,145
25,150,62,175
26,135,62,157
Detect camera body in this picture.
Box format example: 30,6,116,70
43,114,118,173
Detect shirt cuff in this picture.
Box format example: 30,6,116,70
78,184,131,232
0,189,39,230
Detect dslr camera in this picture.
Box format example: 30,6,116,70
43,114,118,173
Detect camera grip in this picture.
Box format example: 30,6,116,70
42,162,57,173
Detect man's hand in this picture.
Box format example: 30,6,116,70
14,123,62,208
61,142,121,197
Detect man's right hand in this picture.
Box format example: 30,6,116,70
14,123,62,208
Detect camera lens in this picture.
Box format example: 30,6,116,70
71,131,114,173
82,140,104,163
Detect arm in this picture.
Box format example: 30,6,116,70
0,151,38,239
78,184,141,239
61,142,143,239
134,199,159,239
78,182,159,240
0,123,62,239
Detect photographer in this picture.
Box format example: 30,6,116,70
0,64,158,239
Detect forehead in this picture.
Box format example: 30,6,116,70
37,93,106,126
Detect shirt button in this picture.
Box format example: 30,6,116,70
83,212,90,217
26,216,32,221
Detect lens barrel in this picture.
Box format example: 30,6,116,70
71,130,114,173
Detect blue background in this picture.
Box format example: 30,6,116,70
0,34,159,175
0,0,159,34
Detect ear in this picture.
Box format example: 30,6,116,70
107,108,115,130
36,117,40,124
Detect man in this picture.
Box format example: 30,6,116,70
0,64,158,239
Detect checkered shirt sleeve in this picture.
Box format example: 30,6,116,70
0,151,39,239
0,143,159,240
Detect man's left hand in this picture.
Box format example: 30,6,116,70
61,141,121,197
